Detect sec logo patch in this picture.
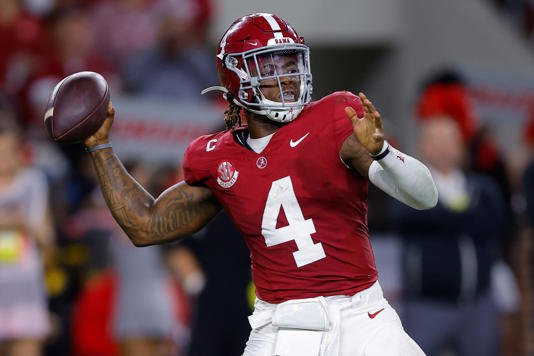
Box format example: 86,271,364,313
217,161,239,188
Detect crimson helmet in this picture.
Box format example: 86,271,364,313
203,13,312,122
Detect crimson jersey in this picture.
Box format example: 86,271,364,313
183,91,378,303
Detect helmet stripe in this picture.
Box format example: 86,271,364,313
216,30,230,60
259,13,283,39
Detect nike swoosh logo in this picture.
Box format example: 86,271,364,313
368,308,385,319
290,132,310,147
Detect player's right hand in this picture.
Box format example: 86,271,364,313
84,101,114,148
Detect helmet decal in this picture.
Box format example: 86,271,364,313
216,28,231,60
259,13,284,37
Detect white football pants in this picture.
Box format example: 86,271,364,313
242,281,425,356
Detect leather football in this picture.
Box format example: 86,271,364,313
44,71,110,143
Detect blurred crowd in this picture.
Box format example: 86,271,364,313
369,70,533,356
0,1,253,356
2,1,534,356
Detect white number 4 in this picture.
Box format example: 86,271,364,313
261,176,326,267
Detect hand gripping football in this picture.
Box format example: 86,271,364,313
44,71,110,143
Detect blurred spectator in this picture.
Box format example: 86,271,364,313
23,5,116,173
121,0,217,100
0,0,47,95
171,211,252,356
71,161,189,356
111,163,189,356
416,69,516,260
367,185,404,308
392,117,509,356
71,271,118,356
90,0,160,68
41,5,114,78
416,70,479,144
11,4,115,142
522,102,534,354
0,109,55,356
0,0,50,137
524,103,534,226
90,0,212,68
90,0,214,68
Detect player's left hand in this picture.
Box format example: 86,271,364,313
345,93,384,155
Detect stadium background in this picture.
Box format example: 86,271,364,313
1,0,534,355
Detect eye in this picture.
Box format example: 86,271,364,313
283,61,298,74
261,65,275,77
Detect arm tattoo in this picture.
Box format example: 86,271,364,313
340,134,373,179
148,190,198,237
90,149,220,246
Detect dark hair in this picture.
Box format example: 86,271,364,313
44,4,88,30
224,101,242,130
419,68,466,93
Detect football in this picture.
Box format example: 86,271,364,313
44,71,110,143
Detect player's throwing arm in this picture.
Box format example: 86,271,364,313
44,72,221,246
84,104,221,246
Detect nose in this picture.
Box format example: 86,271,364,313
280,75,298,86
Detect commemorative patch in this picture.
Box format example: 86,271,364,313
217,161,239,188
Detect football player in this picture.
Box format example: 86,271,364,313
85,13,437,356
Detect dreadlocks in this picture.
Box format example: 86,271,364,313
224,101,242,131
